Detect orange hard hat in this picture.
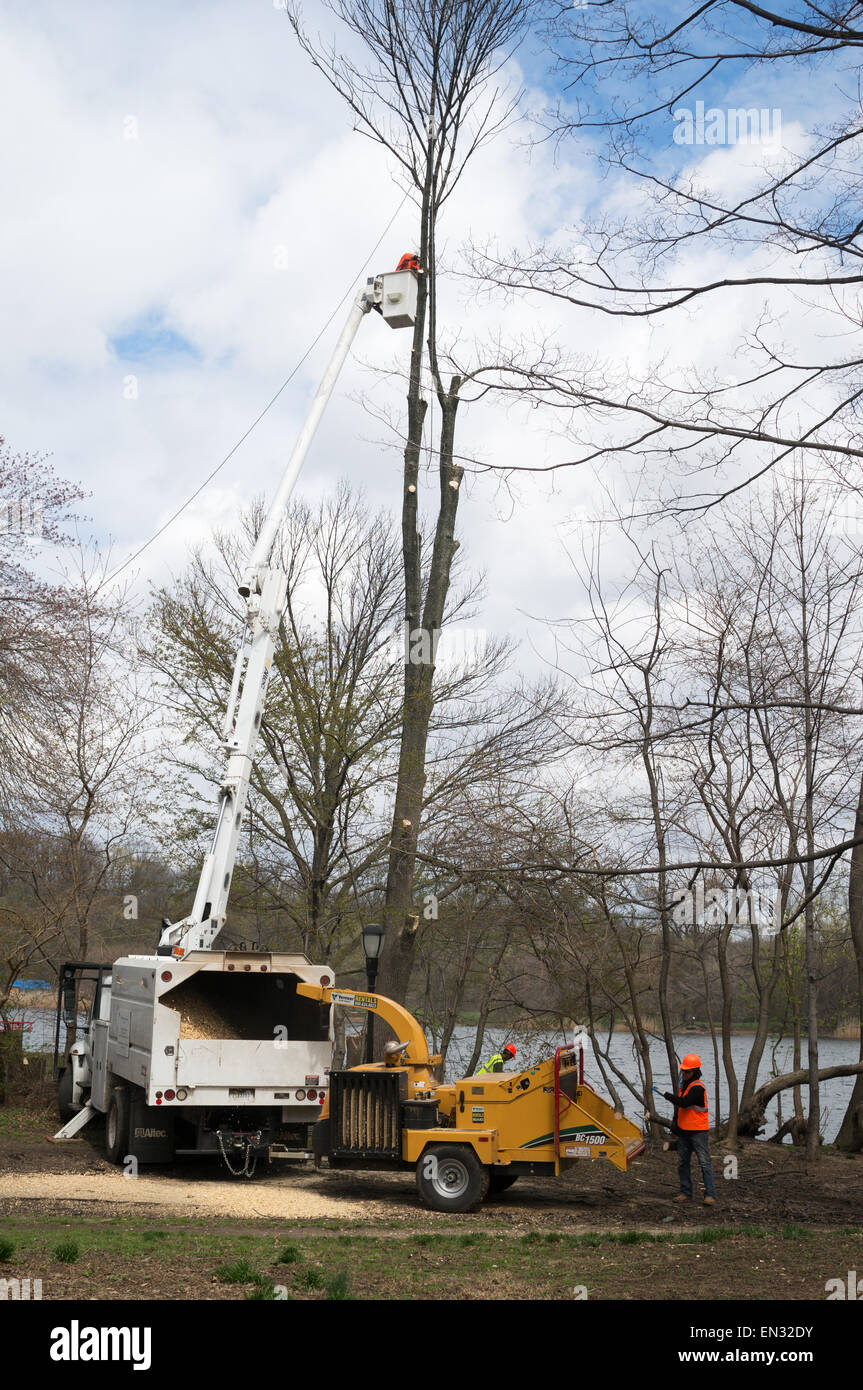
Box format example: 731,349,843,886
681,1053,702,1070
503,1043,516,1057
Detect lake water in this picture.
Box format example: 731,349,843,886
442,1026,860,1144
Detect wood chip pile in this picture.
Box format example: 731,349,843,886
168,983,242,1040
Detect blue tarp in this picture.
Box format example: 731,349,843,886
12,979,51,990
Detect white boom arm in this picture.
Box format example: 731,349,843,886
158,267,418,956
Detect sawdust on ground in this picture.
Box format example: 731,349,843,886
0,1168,383,1220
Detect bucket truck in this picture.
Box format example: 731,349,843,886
52,264,420,1173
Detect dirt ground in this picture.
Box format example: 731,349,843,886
1,1097,861,1300
1,1095,861,1229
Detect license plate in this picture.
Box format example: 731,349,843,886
228,1088,254,1100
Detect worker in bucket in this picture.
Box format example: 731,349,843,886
653,1053,717,1206
477,1043,516,1074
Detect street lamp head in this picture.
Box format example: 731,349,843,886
362,923,385,963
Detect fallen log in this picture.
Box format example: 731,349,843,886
732,1061,863,1140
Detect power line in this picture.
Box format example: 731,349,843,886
105,191,411,586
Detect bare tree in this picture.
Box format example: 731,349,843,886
837,758,863,1149
463,3,863,513
1,543,156,1064
142,487,404,969
287,0,534,1002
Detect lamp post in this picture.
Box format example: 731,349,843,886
362,923,385,1063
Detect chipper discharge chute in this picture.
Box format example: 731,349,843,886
298,983,645,1213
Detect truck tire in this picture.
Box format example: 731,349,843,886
416,1144,489,1214
105,1086,130,1165
488,1172,518,1196
57,1066,76,1123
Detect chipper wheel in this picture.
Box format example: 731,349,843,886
416,1144,490,1213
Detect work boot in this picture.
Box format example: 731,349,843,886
673,1193,691,1203
703,1196,716,1207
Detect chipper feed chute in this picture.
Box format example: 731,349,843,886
554,1047,646,1173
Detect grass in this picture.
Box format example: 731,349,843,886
669,1227,733,1245
324,1270,352,1301
0,1214,856,1300
780,1224,810,1241
0,1238,15,1261
215,1259,261,1285
0,1101,55,1136
53,1240,79,1264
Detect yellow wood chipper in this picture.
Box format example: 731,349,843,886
297,983,646,1213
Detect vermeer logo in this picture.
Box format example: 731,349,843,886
50,1321,152,1371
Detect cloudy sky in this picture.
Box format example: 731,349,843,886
1,0,842,679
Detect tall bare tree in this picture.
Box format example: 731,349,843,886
288,0,533,1002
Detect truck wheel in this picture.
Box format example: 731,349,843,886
105,1086,129,1165
57,1066,76,1123
416,1144,489,1214
488,1172,518,1195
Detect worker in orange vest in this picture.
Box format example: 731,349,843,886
654,1053,717,1206
396,252,422,273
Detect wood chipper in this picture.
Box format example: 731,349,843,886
298,983,646,1213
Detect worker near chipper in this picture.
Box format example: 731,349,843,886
477,1043,516,1074
653,1053,717,1206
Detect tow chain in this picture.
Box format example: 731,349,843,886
216,1128,261,1178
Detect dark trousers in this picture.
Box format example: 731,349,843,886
677,1129,717,1198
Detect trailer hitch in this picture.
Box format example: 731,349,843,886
216,1127,265,1178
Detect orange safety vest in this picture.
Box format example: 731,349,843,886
677,1077,709,1131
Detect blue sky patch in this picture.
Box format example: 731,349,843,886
110,311,200,363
